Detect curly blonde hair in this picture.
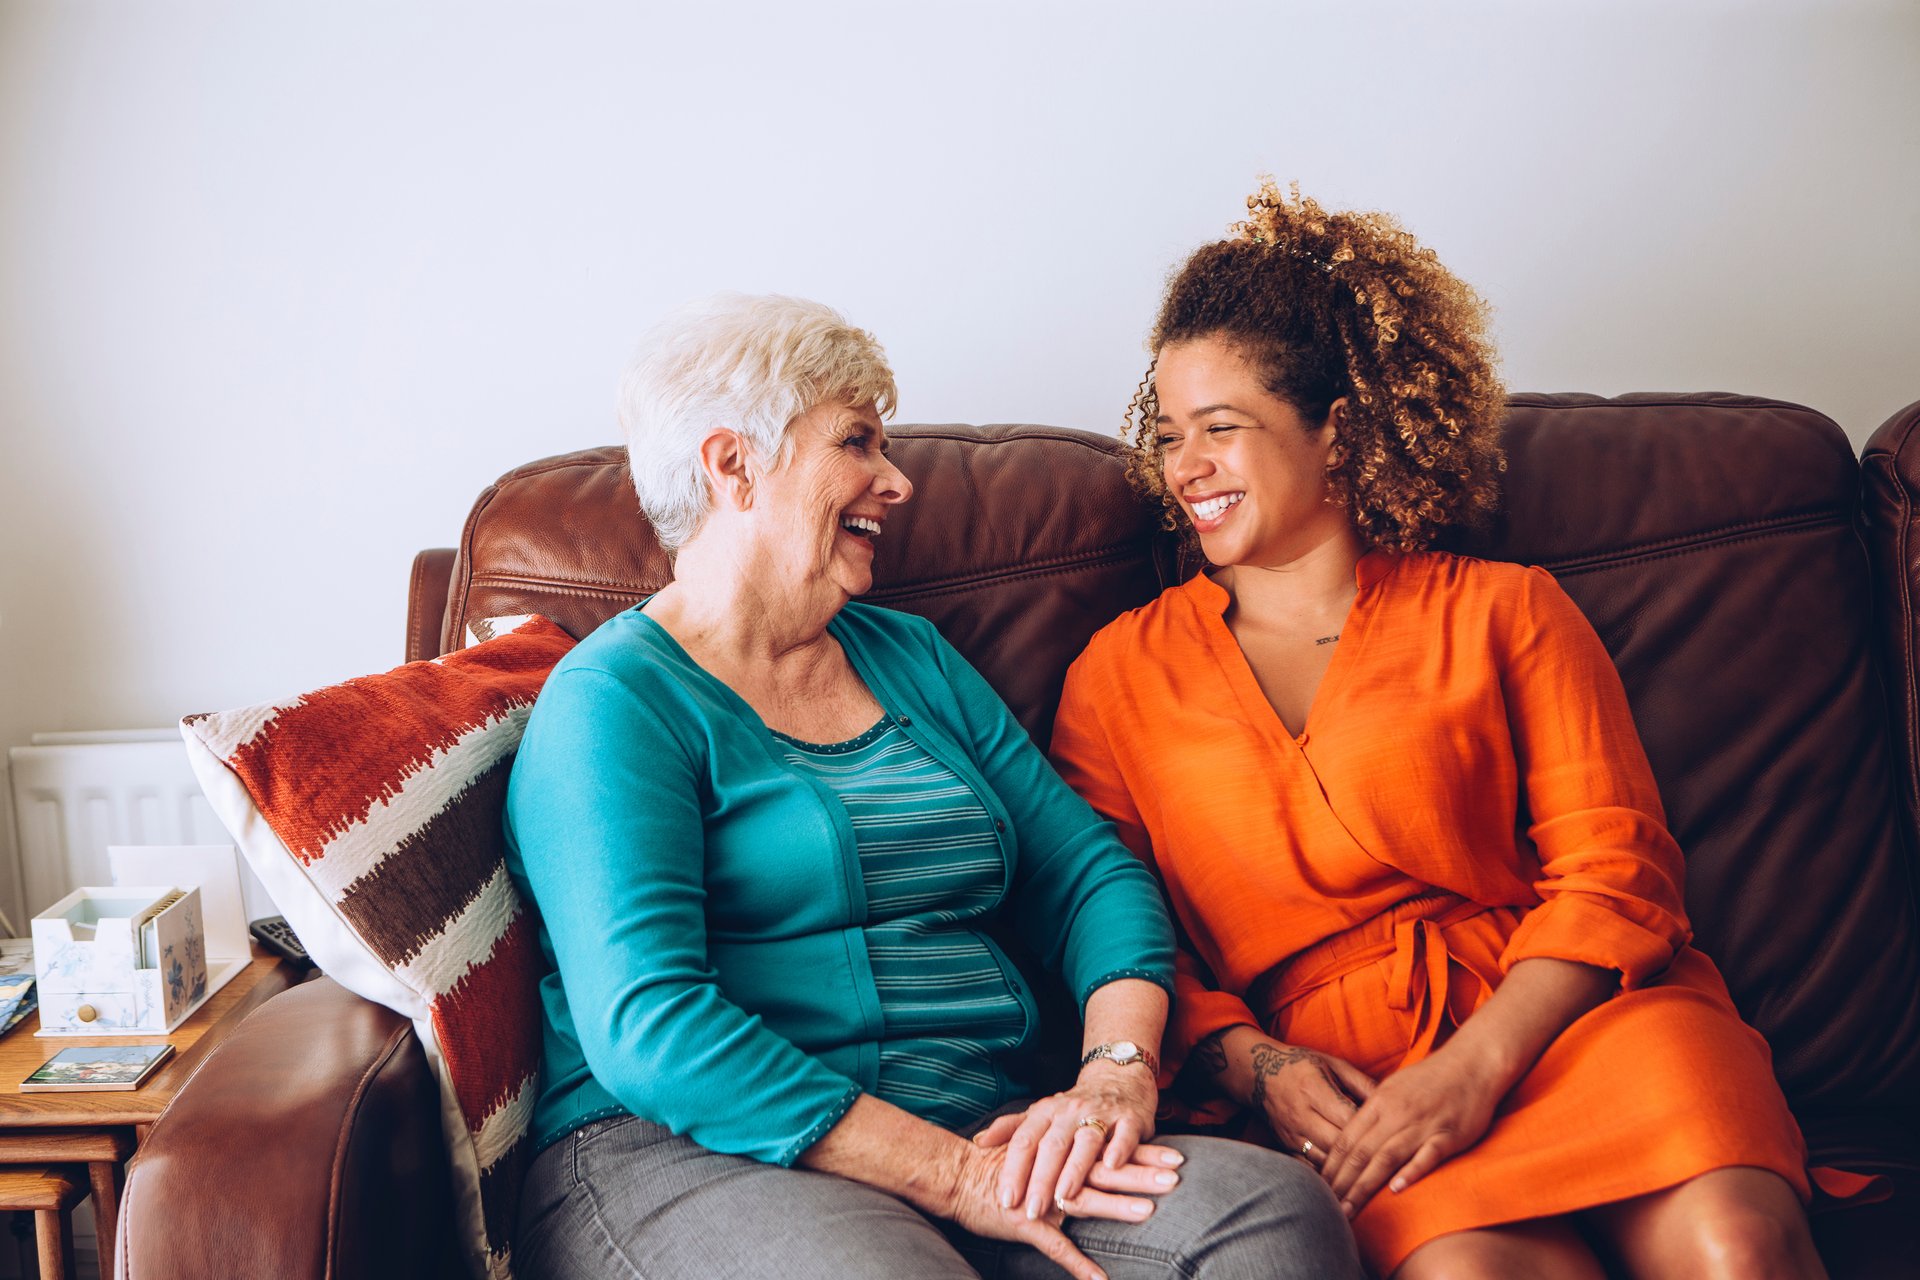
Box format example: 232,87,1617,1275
1127,181,1506,552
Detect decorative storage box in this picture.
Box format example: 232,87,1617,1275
32,886,210,1033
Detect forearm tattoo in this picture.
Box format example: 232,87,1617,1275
1248,1043,1315,1110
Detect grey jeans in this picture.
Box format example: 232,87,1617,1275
516,1114,1361,1279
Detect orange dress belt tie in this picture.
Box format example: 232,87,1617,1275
1247,891,1504,1069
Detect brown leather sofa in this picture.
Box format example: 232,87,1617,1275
118,393,1920,1278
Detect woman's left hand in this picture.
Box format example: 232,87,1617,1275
1318,1044,1502,1217
973,1064,1162,1219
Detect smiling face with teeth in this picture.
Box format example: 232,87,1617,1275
1153,335,1355,570
747,398,913,603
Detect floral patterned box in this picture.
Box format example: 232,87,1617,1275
32,886,209,1033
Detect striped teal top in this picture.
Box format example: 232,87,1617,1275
773,714,1028,1128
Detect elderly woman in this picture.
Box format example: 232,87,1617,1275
503,294,1357,1280
1050,185,1860,1280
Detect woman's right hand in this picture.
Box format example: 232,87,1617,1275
1244,1038,1378,1173
939,1139,1182,1280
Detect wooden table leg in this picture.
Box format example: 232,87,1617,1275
89,1159,123,1276
34,1205,67,1280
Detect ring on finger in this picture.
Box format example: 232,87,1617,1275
1301,1138,1316,1157
1076,1116,1110,1141
1054,1192,1071,1216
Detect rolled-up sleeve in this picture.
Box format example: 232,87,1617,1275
1495,568,1691,989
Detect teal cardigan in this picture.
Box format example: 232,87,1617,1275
503,601,1176,1166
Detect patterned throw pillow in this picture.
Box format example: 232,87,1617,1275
181,615,576,1280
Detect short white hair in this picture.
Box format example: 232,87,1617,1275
618,294,898,552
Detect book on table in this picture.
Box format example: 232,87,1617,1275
20,1043,175,1092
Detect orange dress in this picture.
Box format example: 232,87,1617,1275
1051,550,1813,1275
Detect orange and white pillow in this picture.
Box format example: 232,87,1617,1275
182,615,576,1280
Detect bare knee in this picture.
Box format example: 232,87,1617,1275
1394,1221,1605,1280
1394,1245,1487,1280
1590,1169,1823,1280
1677,1204,1811,1280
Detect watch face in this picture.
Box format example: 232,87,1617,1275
1110,1041,1139,1061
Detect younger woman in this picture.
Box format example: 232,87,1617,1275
1052,183,1843,1279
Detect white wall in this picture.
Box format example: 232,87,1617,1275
1,0,1915,924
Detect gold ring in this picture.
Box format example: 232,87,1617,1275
1076,1116,1110,1140
1302,1139,1316,1156
1054,1192,1070,1215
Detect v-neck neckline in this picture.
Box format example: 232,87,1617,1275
1188,549,1398,749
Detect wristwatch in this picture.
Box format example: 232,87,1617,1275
1080,1040,1161,1074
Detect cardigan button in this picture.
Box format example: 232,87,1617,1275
897,714,913,726
995,820,1006,832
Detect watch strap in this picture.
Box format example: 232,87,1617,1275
1079,1041,1161,1075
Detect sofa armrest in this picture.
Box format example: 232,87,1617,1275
1862,399,1920,845
118,977,461,1280
408,548,459,662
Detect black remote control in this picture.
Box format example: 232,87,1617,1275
249,915,315,967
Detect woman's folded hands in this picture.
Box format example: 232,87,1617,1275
1227,1027,1503,1217
1316,1045,1501,1216
972,1063,1181,1221
945,1125,1184,1280
801,1083,1181,1280
1318,956,1617,1215
1242,1038,1378,1173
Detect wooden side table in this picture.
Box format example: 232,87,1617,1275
0,1131,130,1275
0,950,298,1277
0,1166,86,1279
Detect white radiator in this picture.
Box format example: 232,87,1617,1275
5,729,275,926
